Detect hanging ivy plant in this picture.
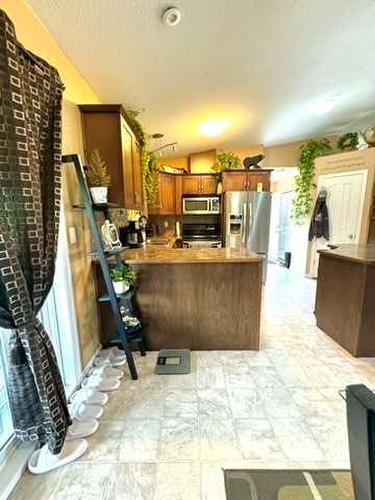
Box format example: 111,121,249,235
142,150,159,203
292,138,331,221
125,107,160,203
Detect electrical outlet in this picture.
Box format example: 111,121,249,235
68,226,77,244
164,221,169,228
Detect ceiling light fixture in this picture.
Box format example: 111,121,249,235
162,7,182,27
198,119,230,137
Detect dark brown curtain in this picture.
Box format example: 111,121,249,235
0,10,70,453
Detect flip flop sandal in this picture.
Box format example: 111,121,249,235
70,387,109,407
69,401,104,420
66,418,99,441
28,439,87,474
82,375,121,392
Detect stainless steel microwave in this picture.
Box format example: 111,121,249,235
182,196,220,215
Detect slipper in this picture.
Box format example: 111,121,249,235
69,401,104,420
82,375,121,392
28,439,87,474
94,353,126,368
70,387,109,406
98,347,126,365
90,366,124,379
66,418,99,441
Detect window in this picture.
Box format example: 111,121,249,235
0,208,82,456
0,330,13,453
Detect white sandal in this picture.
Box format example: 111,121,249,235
28,439,87,474
66,418,99,441
82,374,121,392
70,387,109,407
69,401,104,420
96,347,126,367
90,365,124,379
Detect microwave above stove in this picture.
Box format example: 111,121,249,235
182,195,220,215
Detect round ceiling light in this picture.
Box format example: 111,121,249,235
162,7,182,27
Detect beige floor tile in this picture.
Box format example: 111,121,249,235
104,463,157,500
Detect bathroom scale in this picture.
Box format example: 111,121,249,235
154,349,190,375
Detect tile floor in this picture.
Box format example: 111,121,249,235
11,264,375,499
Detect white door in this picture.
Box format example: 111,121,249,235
317,170,368,244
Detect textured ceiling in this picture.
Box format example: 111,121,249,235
28,0,375,156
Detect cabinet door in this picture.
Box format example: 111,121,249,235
222,172,247,192
120,119,135,209
159,173,176,214
247,172,271,191
131,138,143,210
80,111,124,205
182,175,201,194
200,175,217,194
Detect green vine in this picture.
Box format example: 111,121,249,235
125,107,160,203
142,150,160,204
292,138,331,221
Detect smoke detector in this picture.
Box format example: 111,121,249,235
162,7,182,27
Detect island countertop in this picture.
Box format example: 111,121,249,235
122,246,263,264
318,244,375,265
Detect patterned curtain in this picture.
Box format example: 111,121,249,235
0,10,70,453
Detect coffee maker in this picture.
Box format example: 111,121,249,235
119,220,145,248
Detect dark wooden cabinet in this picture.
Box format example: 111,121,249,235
181,174,216,195
79,104,144,210
222,170,271,192
149,173,177,215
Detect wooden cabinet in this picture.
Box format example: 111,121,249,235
181,174,216,195
148,173,177,215
79,104,144,210
222,170,271,192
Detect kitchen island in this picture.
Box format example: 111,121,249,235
315,244,375,357
123,247,263,350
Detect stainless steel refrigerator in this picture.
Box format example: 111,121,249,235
224,191,272,279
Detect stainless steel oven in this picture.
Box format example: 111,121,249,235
182,196,220,215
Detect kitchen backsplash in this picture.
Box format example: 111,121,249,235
148,215,181,237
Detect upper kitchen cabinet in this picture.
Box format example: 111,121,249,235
181,174,217,195
222,170,271,192
79,104,144,210
148,172,177,215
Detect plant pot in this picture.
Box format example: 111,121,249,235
90,187,108,204
112,280,129,295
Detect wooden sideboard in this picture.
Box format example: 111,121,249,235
315,245,375,357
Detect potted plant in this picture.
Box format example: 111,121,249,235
86,149,111,204
212,151,242,193
110,264,136,294
337,132,359,152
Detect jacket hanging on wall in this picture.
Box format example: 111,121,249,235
0,10,70,454
308,189,330,241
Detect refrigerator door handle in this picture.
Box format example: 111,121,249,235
242,203,247,243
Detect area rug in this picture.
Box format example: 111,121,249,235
224,469,354,499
